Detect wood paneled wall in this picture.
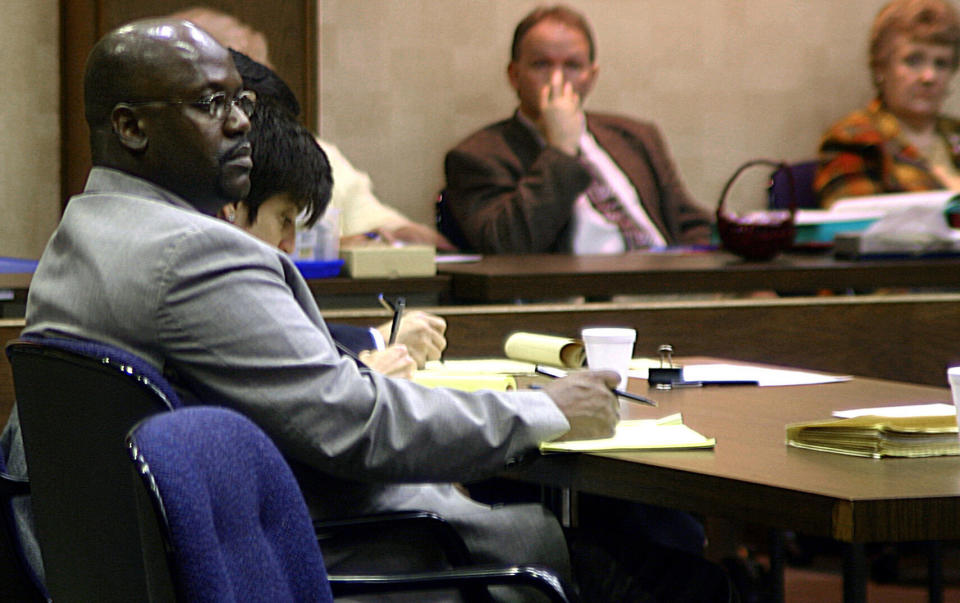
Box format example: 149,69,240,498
60,0,317,202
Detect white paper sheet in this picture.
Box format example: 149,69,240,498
434,254,483,264
629,362,850,387
833,403,956,418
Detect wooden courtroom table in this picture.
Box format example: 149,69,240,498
8,251,960,309
324,292,960,387
305,274,451,308
0,272,31,291
1,310,957,600
5,293,959,421
6,293,959,428
438,250,960,302
0,258,34,318
0,257,35,286
0,320,24,425
0,255,450,312
503,359,959,603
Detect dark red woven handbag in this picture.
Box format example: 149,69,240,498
716,159,796,261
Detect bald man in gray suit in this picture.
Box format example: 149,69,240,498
2,17,624,602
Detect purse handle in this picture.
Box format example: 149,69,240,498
717,159,796,216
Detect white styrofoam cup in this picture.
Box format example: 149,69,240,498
581,327,637,390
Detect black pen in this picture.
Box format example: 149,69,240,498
534,365,657,407
387,296,406,345
613,388,658,407
378,293,403,344
671,380,759,388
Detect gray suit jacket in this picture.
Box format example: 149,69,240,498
444,112,713,253
6,168,571,587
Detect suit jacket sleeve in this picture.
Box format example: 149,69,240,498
639,122,712,246
153,225,569,484
591,116,712,246
444,119,592,253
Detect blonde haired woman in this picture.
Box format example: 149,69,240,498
815,0,960,206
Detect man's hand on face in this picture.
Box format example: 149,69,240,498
542,370,620,441
537,69,584,157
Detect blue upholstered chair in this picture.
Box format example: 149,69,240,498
128,405,332,602
7,336,574,601
128,406,577,603
5,336,181,602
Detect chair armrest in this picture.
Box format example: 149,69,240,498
313,510,473,566
0,473,29,497
328,564,578,603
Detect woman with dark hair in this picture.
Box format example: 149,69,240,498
219,97,445,377
815,0,960,206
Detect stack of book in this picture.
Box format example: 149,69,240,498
786,415,960,458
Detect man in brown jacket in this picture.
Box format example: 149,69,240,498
444,5,712,254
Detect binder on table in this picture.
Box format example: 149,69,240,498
786,414,960,458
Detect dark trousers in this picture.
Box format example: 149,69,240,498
467,480,735,601
568,527,735,602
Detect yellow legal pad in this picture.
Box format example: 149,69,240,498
421,358,537,375
786,414,960,458
540,413,715,453
412,359,532,392
503,332,586,369
412,373,517,392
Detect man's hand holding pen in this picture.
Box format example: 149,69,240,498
542,370,620,442
376,296,447,368
536,365,658,407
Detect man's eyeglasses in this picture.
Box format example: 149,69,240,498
122,90,257,121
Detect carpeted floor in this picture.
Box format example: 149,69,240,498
749,541,960,602
784,564,960,602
